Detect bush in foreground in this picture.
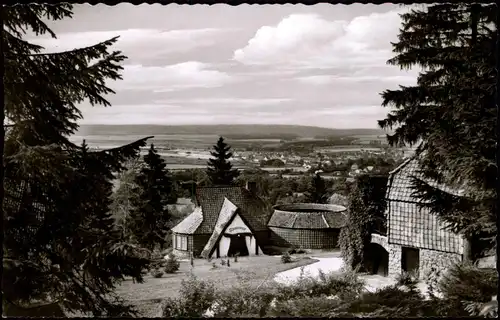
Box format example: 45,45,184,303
161,275,217,317
158,262,497,318
437,263,498,317
164,253,180,274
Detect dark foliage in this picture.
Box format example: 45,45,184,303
304,173,329,204
125,144,176,250
378,3,497,254
3,4,151,316
206,136,239,185
339,174,388,271
438,263,498,315
281,252,292,264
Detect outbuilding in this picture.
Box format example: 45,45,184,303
267,203,347,250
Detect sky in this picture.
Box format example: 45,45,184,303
28,4,421,129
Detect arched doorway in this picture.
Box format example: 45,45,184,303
365,243,389,277
227,234,249,257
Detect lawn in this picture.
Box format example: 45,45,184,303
115,255,319,317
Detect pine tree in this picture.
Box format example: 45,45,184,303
125,144,176,251
110,157,141,236
206,136,239,185
3,4,153,316
304,173,328,204
378,4,497,257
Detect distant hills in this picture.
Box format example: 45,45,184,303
76,124,388,138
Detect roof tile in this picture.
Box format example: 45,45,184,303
268,204,347,229
171,207,203,234
386,157,464,254
195,186,271,234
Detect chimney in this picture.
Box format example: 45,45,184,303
246,181,257,194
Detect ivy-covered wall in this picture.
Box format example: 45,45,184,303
339,174,389,271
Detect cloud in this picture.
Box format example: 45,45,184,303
109,61,234,92
79,104,184,124
296,74,417,85
79,103,288,125
153,98,292,107
29,28,229,61
233,9,408,69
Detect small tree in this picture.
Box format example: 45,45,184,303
110,157,141,236
304,173,328,204
126,144,176,250
206,136,239,185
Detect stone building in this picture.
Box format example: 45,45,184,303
370,156,466,279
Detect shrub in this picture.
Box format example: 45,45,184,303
395,270,419,292
334,284,445,318
272,269,365,303
422,265,443,298
269,296,342,317
152,269,164,278
161,275,217,317
281,252,292,264
438,263,498,316
164,253,180,274
220,259,226,266
334,264,498,318
215,283,275,317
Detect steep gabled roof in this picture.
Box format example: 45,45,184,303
385,155,464,254
200,197,239,258
171,207,203,235
386,155,464,203
195,186,270,234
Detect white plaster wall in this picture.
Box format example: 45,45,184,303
245,236,253,255
225,214,251,235
244,235,263,256
218,236,230,257
212,213,264,258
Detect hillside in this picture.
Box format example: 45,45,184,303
76,124,387,138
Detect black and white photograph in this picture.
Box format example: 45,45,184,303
2,2,497,318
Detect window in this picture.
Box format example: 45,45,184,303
175,234,188,251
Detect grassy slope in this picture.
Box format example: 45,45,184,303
115,255,318,317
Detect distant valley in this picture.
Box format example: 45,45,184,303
75,124,388,139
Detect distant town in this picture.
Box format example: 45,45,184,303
76,124,415,182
